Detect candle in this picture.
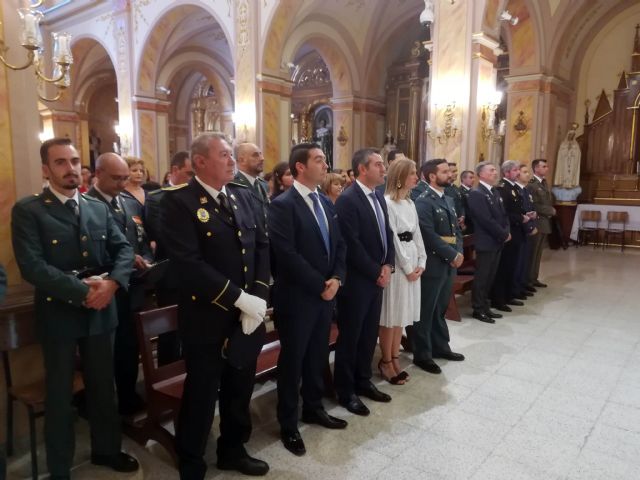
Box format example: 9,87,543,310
53,32,73,65
18,8,43,49
499,120,506,136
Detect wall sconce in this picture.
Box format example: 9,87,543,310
0,0,73,102
337,125,348,146
499,10,519,26
480,91,505,143
232,103,256,142
426,103,458,145
513,110,528,136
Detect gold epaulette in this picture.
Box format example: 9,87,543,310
440,236,457,245
162,183,188,191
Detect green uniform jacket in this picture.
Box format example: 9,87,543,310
526,177,555,234
415,187,463,278
11,188,134,340
444,184,465,219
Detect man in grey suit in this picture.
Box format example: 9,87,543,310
526,159,555,289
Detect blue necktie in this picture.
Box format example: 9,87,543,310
309,192,330,255
369,192,388,261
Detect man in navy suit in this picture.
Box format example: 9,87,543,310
268,143,348,456
466,162,511,324
334,148,395,416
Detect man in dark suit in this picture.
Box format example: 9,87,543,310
459,170,475,234
334,148,395,416
526,159,555,288
410,162,429,201
161,132,270,479
88,153,153,415
268,143,347,456
490,160,533,311
412,159,465,374
234,142,269,229
144,151,194,365
466,162,511,323
11,138,138,479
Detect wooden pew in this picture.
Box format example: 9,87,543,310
133,305,339,464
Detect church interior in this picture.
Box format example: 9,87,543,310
1,0,640,478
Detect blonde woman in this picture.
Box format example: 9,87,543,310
320,172,345,203
379,158,426,384
123,156,147,206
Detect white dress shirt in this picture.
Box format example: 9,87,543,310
49,185,80,206
238,170,257,186
428,185,445,198
479,180,494,192
293,180,328,229
195,176,227,204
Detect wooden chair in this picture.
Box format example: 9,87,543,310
603,211,629,251
0,309,83,480
577,210,601,248
134,306,185,464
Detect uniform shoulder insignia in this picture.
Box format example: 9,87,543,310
162,183,188,191
227,181,248,188
16,193,42,206
147,188,164,196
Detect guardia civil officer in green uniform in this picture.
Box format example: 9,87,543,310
233,142,269,230
161,132,270,479
412,159,465,374
87,152,153,415
11,138,138,479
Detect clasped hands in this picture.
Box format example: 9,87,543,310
376,264,393,288
234,291,267,335
83,277,119,310
449,253,464,269
406,267,424,282
321,278,340,301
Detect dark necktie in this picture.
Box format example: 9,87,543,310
65,198,79,217
110,196,120,211
309,192,330,255
218,192,236,224
253,181,265,202
368,192,388,262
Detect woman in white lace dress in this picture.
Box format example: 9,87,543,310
379,159,427,384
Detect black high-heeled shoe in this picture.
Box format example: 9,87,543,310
392,356,409,381
378,359,405,385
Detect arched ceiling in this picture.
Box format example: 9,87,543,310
68,38,116,114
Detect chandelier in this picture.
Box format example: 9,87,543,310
0,0,73,102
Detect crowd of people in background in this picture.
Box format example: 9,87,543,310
12,133,553,480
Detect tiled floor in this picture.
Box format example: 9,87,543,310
8,246,640,479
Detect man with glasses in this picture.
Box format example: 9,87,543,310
88,153,153,415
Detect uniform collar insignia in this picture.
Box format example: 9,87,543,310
200,196,208,204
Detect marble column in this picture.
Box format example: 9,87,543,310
133,97,170,182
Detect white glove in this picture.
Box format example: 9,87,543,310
233,291,267,319
240,311,263,335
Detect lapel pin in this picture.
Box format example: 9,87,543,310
200,196,208,204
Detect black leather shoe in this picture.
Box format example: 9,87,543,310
513,294,527,300
301,409,348,429
413,358,442,374
526,285,537,292
339,394,370,416
280,430,306,457
485,309,503,318
506,299,524,306
492,304,512,312
523,291,534,297
91,452,139,472
472,312,496,324
433,351,465,361
532,281,547,288
355,383,392,403
218,454,270,475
